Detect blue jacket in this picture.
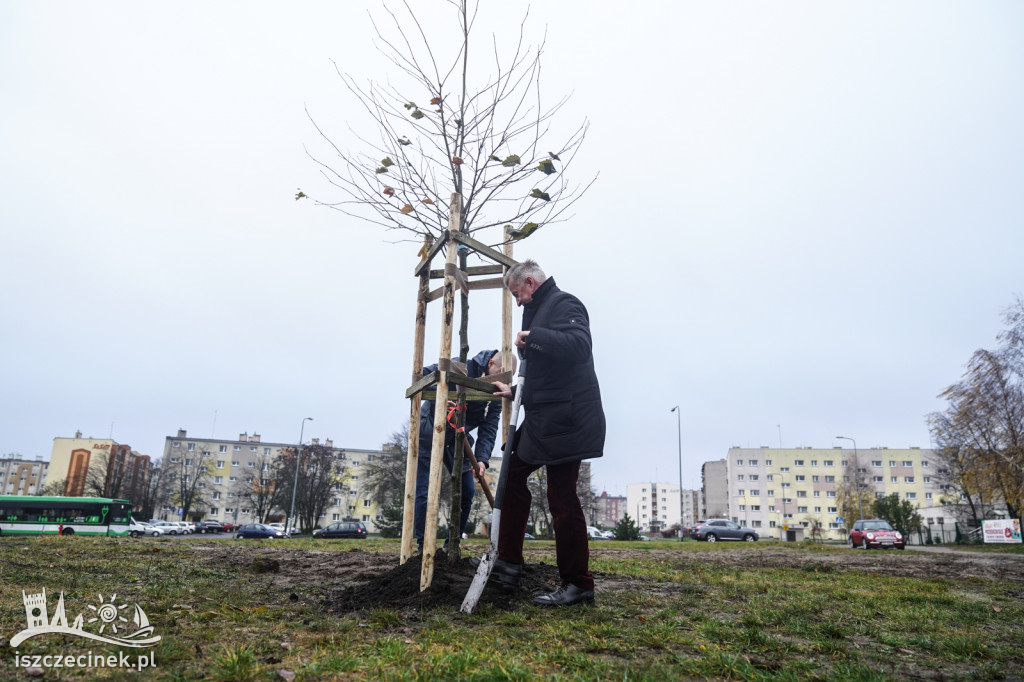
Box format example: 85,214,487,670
418,349,503,468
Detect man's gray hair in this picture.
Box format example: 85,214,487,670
504,259,547,288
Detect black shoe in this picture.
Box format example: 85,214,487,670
468,556,522,586
532,584,595,607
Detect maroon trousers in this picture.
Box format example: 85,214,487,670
496,449,594,591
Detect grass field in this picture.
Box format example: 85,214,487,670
0,535,1021,680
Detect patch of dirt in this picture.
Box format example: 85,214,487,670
194,543,1024,615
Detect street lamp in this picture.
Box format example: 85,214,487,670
671,406,683,541
836,436,864,521
287,417,313,535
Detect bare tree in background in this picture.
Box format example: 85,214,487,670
276,443,344,533
171,448,213,522
304,0,593,245
136,459,174,521
236,447,284,524
929,297,1024,522
362,427,411,537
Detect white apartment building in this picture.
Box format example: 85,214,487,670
1,456,49,496
161,430,387,532
725,446,948,541
626,481,683,532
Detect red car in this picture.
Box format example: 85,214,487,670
849,519,905,550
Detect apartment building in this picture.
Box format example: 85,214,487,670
0,456,49,496
593,491,626,529
725,446,947,541
49,433,151,500
161,429,387,531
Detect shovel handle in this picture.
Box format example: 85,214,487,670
463,440,495,509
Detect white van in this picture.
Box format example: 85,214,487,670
129,518,163,538
587,526,608,540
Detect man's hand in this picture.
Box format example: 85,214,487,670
475,461,486,478
514,330,530,350
493,381,513,398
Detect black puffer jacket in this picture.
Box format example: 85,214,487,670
516,278,605,465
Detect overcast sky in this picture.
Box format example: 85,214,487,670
2,2,1021,496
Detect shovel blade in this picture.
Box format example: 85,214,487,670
460,551,496,613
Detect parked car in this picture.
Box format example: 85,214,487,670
235,523,288,540
150,521,180,535
689,519,759,542
195,521,224,534
312,521,367,539
129,519,163,538
220,522,236,532
849,519,905,550
587,526,609,540
268,523,287,532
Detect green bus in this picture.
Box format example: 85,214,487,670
0,496,133,537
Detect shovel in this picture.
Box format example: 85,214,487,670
460,358,525,614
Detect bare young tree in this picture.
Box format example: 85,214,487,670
304,0,593,245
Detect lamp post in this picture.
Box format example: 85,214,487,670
671,406,683,541
836,436,864,521
287,417,313,536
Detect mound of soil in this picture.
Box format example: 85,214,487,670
323,549,561,612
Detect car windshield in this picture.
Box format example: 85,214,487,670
864,521,894,531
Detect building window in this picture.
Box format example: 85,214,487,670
765,459,772,466
872,460,882,467
812,475,819,482
873,476,884,483
749,459,758,466
215,476,223,484
250,446,257,452
264,447,271,455
363,499,372,508
232,461,239,467
187,443,195,451
736,459,744,466
922,461,930,468
891,476,898,483
737,475,745,481
797,490,807,497
218,445,227,453
172,442,180,448
902,460,913,467
737,489,745,496
233,445,241,451
904,476,915,483
749,474,759,481
926,492,933,500
213,492,221,500
795,475,805,482
210,508,218,515
907,492,917,499
824,460,834,467
217,461,225,468
229,476,237,482
750,490,760,496
890,461,897,467
797,506,808,513
794,460,804,466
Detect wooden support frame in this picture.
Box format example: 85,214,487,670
398,198,519,591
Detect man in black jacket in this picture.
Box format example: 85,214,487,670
492,260,606,606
